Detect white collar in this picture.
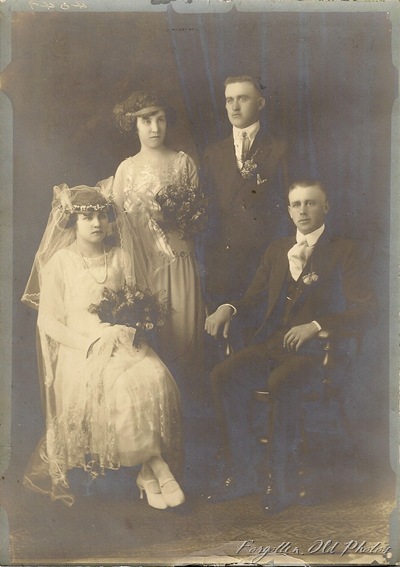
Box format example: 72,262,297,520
233,121,260,142
296,224,325,247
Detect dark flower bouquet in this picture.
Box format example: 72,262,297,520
88,284,168,347
155,180,207,239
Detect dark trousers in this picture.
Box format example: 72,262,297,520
209,331,323,466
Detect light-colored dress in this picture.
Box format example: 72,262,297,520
113,151,205,388
24,245,182,505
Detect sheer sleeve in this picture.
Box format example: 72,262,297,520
184,153,199,186
112,160,128,209
37,253,95,352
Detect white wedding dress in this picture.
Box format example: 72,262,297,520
23,244,182,505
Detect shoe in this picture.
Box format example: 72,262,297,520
159,476,186,508
136,471,167,510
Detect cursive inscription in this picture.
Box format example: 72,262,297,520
236,539,391,561
28,0,87,10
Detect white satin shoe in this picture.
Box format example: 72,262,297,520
136,470,167,510
159,476,185,508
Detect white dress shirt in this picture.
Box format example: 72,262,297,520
218,224,326,331
295,223,325,249
233,121,260,167
288,224,325,330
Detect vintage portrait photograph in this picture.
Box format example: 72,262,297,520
0,0,398,564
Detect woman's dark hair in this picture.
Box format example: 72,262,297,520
65,208,115,229
113,90,176,133
64,188,116,228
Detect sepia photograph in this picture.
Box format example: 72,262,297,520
0,0,398,564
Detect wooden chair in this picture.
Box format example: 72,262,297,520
249,329,359,512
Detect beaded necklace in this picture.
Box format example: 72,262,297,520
75,242,108,284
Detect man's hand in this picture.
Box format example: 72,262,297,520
205,305,234,339
283,322,319,352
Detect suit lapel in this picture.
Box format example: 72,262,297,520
231,131,276,204
292,230,332,303
258,233,330,334
217,130,280,207
251,132,271,164
306,229,331,278
212,137,241,207
266,237,295,319
220,136,240,182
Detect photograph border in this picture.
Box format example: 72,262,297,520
0,0,399,564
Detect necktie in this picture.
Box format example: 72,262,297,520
287,240,310,281
241,131,250,164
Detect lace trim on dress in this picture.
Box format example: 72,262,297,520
121,152,196,262
157,249,195,260
123,153,188,204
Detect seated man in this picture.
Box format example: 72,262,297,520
205,179,378,502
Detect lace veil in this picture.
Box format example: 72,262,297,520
21,181,174,506
22,178,145,309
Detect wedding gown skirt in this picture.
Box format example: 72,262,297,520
23,247,182,505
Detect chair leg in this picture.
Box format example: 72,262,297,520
253,388,319,513
296,402,315,504
259,398,288,514
262,397,277,511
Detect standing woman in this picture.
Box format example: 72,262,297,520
112,91,205,395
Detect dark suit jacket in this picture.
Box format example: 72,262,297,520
203,129,288,304
234,231,378,342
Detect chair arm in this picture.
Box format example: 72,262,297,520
253,333,334,401
317,329,360,367
317,330,332,367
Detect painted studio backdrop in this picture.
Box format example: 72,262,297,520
1,5,397,564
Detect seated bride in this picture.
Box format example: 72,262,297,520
22,182,185,509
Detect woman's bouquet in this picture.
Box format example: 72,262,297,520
88,284,168,347
155,180,207,239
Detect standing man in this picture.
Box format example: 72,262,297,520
205,180,377,503
203,75,288,314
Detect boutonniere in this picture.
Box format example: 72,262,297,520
302,272,319,285
240,149,259,179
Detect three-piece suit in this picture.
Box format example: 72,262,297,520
210,229,378,476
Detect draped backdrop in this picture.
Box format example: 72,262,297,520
3,7,396,470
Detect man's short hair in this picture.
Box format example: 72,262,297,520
287,179,328,200
224,75,263,97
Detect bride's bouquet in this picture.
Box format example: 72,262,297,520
155,180,207,239
89,284,168,347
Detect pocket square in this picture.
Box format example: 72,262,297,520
256,174,268,185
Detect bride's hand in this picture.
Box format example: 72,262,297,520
114,325,137,349
86,325,136,357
